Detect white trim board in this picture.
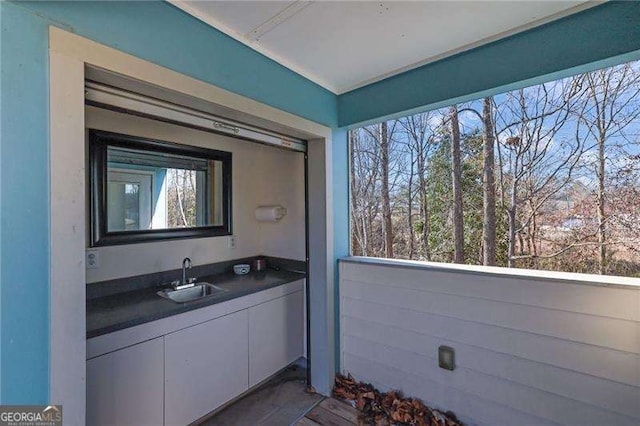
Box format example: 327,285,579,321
49,50,86,422
49,26,335,424
341,256,640,289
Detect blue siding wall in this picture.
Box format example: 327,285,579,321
338,1,640,127
0,0,337,403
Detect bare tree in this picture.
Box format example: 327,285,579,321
350,129,380,256
349,131,363,254
380,121,394,258
406,142,416,259
460,99,498,265
495,78,585,267
167,169,192,227
450,105,465,263
399,113,437,260
581,64,640,274
481,98,497,265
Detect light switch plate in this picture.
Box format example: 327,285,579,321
86,249,99,269
228,235,237,249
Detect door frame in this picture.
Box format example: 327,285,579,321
49,27,335,424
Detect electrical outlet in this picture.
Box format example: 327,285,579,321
228,235,237,249
86,250,100,269
438,345,455,371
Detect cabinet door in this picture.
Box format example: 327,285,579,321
87,337,164,426
249,290,304,387
164,309,249,426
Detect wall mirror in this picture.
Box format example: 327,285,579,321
89,129,232,246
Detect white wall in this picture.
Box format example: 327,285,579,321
255,144,306,261
340,257,640,426
85,107,305,283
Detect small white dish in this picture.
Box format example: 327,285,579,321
233,264,250,275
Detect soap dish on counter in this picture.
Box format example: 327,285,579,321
233,264,250,275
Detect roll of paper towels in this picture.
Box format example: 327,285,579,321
255,205,287,222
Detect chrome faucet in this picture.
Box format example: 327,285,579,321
182,257,192,285
171,257,196,290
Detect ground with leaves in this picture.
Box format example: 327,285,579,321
333,373,463,426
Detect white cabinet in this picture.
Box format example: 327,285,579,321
164,309,249,426
87,337,164,426
248,290,304,387
87,281,305,426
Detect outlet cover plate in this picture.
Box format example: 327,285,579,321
438,345,455,371
86,249,99,269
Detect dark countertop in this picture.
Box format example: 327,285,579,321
87,269,305,338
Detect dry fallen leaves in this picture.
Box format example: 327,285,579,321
333,373,463,426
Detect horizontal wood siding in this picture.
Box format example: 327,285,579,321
339,260,640,426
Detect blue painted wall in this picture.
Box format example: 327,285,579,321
0,0,338,404
338,1,640,127
0,2,50,404
22,0,338,127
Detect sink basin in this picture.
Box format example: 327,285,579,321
157,282,227,304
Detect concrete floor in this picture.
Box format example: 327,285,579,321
199,366,323,426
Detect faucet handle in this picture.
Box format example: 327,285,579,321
188,277,198,284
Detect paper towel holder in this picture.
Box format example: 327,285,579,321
255,205,287,222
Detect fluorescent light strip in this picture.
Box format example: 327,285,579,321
85,82,307,152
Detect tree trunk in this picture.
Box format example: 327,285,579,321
380,122,394,258
407,150,415,259
362,216,368,255
529,198,538,268
450,105,465,263
418,150,431,261
517,231,525,256
176,171,188,227
349,137,361,255
507,176,518,268
481,98,497,266
507,206,517,268
597,130,606,274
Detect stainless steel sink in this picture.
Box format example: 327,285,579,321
157,282,227,304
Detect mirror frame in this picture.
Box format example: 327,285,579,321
89,129,232,246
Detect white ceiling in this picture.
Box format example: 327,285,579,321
170,1,597,94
